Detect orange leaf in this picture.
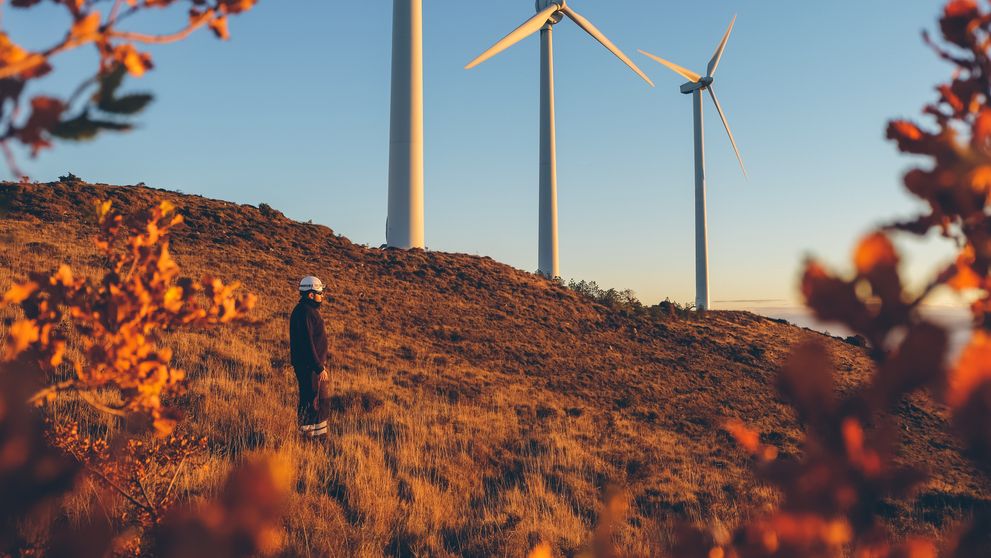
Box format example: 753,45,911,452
209,16,230,40
218,0,257,14
5,319,40,360
779,341,835,426
2,281,38,306
52,264,74,286
968,165,991,196
889,120,923,141
898,537,938,558
724,419,760,454
157,244,178,276
163,286,184,313
946,0,978,18
527,542,552,558
947,331,991,407
50,340,66,367
948,246,983,291
113,45,154,77
973,110,991,146
854,232,898,275
0,32,30,66
70,12,101,43
842,417,864,452
95,199,113,220
18,96,66,156
153,415,178,438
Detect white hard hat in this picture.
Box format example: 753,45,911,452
299,276,325,293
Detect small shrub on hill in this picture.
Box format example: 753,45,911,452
566,278,695,319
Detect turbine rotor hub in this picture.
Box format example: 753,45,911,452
535,0,565,24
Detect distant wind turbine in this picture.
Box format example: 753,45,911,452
466,0,654,278
387,0,424,249
639,16,747,311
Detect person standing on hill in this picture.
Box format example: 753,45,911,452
289,276,330,439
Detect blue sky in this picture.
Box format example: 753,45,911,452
4,1,962,307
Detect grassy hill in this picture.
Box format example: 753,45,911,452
1,179,987,557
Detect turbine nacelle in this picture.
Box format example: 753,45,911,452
680,77,713,94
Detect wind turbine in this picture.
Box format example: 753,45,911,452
387,0,424,249
638,16,746,311
466,0,654,278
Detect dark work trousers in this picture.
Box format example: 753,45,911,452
293,367,326,437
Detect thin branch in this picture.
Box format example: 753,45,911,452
66,75,99,110
159,455,186,507
28,380,133,419
85,465,150,512
78,389,129,417
27,378,77,407
87,477,114,527
108,12,214,45
109,5,141,27
0,7,210,81
108,0,126,25
135,473,159,521
0,140,24,178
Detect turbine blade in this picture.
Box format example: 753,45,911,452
465,5,561,70
637,49,700,83
562,7,654,87
707,15,736,78
707,86,747,179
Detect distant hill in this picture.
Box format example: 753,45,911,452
1,179,986,556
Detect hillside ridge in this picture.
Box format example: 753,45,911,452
1,179,987,555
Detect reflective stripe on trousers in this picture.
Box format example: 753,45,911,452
300,420,328,438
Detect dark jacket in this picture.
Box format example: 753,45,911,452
289,298,328,372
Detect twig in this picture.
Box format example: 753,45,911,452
28,379,131,418
66,75,99,110
108,0,126,25
108,12,214,45
0,140,24,179
135,473,158,521
0,8,212,81
78,389,129,417
159,455,186,507
27,378,78,407
87,477,114,527
109,5,140,27
85,465,150,512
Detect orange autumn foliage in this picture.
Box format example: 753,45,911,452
0,200,287,555
0,0,258,175
666,1,991,556
0,200,256,436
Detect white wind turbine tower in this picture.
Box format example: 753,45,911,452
638,16,746,311
387,0,424,249
466,0,654,278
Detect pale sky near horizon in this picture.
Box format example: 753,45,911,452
3,1,967,308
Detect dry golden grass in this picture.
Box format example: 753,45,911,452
1,180,987,556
